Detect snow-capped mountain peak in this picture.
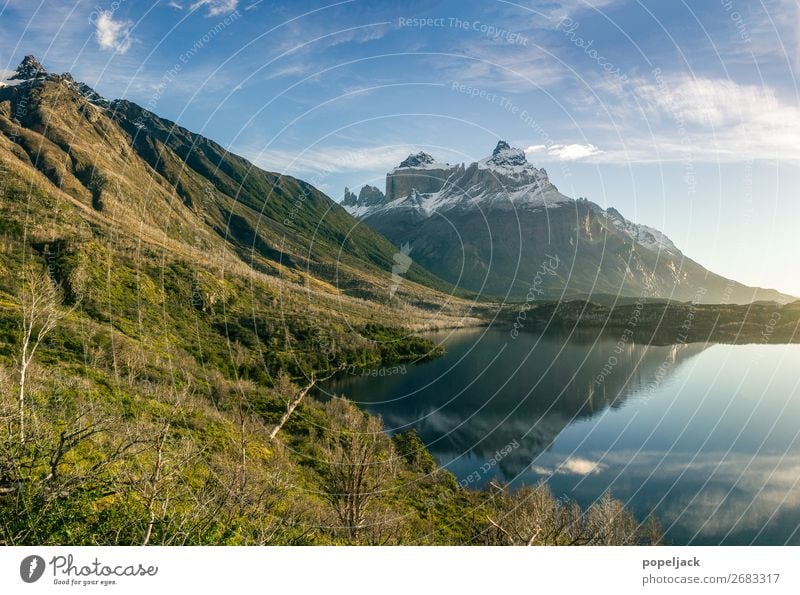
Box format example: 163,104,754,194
342,141,570,220
475,141,551,187
1,55,47,88
340,141,685,261
11,55,47,80
1,55,108,107
399,151,436,168
394,151,453,171
487,140,527,167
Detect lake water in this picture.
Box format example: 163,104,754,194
319,327,800,545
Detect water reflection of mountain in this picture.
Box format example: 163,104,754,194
320,328,710,481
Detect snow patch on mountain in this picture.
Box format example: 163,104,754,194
394,151,450,171
605,207,679,255
341,140,683,258
0,70,27,87
345,141,572,219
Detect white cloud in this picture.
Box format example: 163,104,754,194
633,75,800,162
548,143,602,160
557,456,607,475
637,77,778,128
190,0,239,17
531,456,607,476
95,12,133,54
525,144,547,153
525,143,602,161
570,74,800,164
249,145,422,176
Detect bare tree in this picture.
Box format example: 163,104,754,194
268,372,316,441
17,265,77,443
319,398,394,540
127,384,200,546
585,491,642,545
483,483,660,546
0,366,13,440
269,367,345,441
0,402,141,545
484,482,586,545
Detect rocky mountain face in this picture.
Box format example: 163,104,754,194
9,55,46,80
342,184,384,209
343,141,794,304
350,141,568,221
385,152,464,205
0,56,454,302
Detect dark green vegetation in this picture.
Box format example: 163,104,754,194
502,298,800,344
0,58,654,545
359,324,446,364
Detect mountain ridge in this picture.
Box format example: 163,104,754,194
342,141,794,304
0,55,470,307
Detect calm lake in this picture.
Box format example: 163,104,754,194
319,327,800,545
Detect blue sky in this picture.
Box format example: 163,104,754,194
1,0,799,295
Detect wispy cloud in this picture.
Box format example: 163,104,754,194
95,11,134,54
436,19,567,92
441,53,565,92
526,142,602,160
542,0,627,23
631,75,800,162
716,0,799,69
190,0,239,17
561,72,800,164
795,2,800,72
637,76,779,128
255,20,393,82
248,144,420,176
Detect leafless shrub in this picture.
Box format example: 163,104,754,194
482,482,660,546
319,398,395,541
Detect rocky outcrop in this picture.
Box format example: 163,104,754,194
385,154,463,202
342,184,385,209
356,184,385,206
9,55,46,80
342,186,357,206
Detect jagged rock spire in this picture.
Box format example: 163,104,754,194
399,151,435,168
493,140,511,155
11,55,47,80
489,140,527,166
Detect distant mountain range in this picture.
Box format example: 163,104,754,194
343,141,794,304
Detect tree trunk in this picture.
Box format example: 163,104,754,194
142,436,165,546
18,354,28,444
268,377,316,440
